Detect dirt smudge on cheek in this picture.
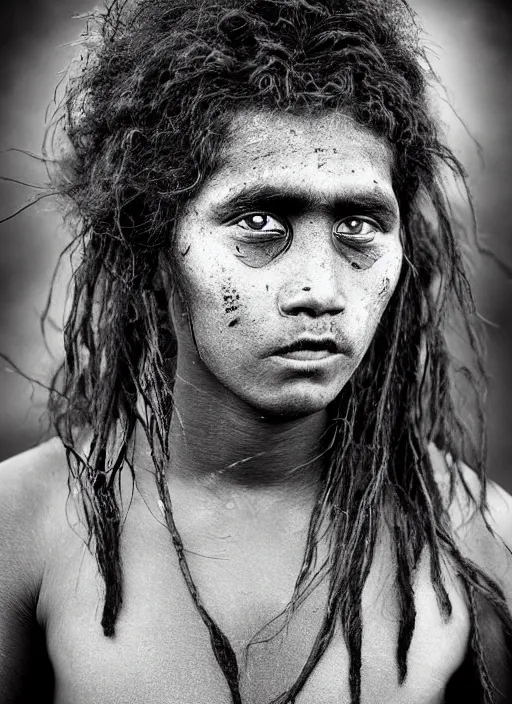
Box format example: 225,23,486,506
222,282,240,315
222,281,242,328
378,277,391,299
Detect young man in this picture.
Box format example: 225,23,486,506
1,0,511,702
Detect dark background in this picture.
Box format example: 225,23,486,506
0,0,511,490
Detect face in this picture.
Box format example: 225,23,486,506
172,111,403,418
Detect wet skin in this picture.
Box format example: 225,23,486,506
172,111,403,421
165,110,404,494
6,440,475,704
2,110,511,704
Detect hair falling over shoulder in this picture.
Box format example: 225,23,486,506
43,0,512,702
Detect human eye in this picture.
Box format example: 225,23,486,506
332,217,380,245
332,217,382,271
228,212,291,268
234,212,288,238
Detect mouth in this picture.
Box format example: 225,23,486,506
271,337,341,361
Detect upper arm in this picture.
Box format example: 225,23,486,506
458,469,512,605
476,479,512,703
444,461,512,702
0,441,61,703
484,479,512,561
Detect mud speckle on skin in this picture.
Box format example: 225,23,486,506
228,318,240,328
222,283,240,315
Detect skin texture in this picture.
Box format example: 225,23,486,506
0,439,479,704
165,111,403,493
36,2,512,699
0,110,511,704
173,111,402,419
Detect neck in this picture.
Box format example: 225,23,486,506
167,348,328,497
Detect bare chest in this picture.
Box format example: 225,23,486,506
40,495,471,704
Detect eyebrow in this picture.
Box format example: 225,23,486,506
211,183,399,228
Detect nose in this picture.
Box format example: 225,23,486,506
277,238,346,319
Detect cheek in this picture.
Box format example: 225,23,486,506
179,243,261,343
352,251,403,338
370,249,403,307
177,227,226,306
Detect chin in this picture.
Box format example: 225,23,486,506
253,384,341,420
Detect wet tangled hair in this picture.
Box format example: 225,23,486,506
45,0,512,702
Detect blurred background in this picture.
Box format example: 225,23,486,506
0,0,511,490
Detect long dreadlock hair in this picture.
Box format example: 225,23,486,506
45,0,512,702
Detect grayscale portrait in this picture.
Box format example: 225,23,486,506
0,1,511,703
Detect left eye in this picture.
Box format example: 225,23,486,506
235,213,287,235
333,217,379,243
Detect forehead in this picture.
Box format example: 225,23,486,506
203,110,395,205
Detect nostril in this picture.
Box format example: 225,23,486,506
287,306,321,318
278,281,346,318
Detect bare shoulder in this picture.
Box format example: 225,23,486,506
429,446,512,700
0,437,70,586
0,436,69,512
0,438,71,701
480,474,512,553
0,436,68,489
430,445,511,589
429,445,512,570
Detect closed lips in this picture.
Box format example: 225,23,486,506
275,339,339,354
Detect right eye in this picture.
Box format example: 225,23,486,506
234,213,288,236
229,212,291,268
